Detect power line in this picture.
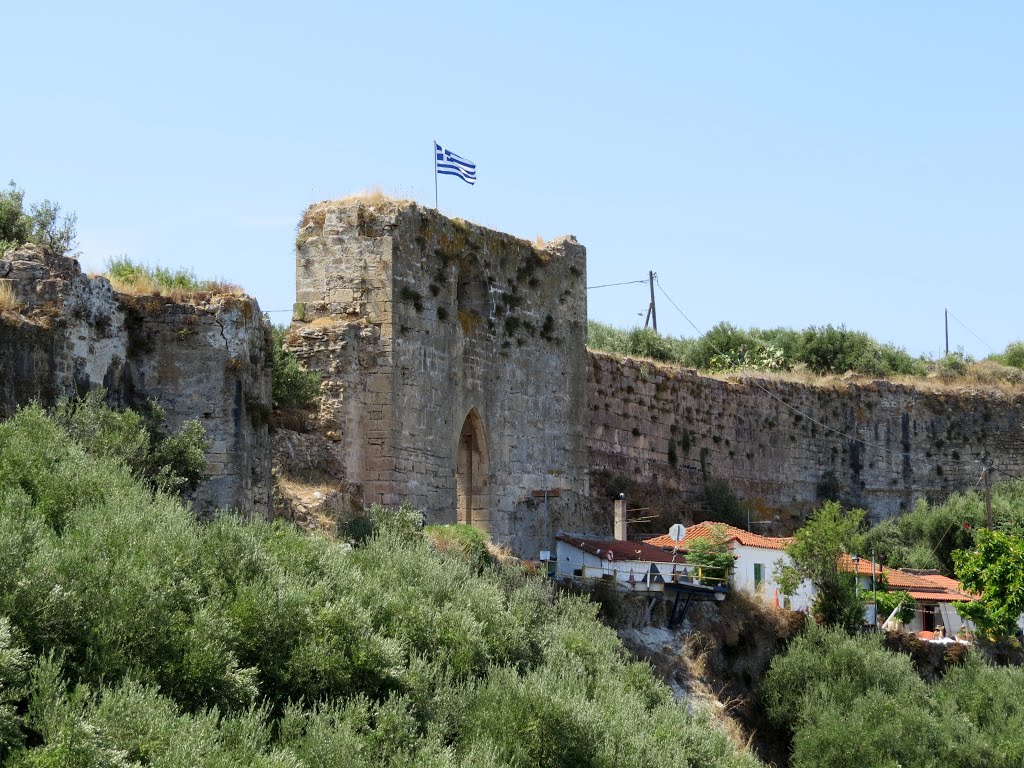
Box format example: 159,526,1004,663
587,279,648,290
653,277,985,470
947,310,995,354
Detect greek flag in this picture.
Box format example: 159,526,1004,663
435,142,476,185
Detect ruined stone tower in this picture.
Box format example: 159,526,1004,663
289,198,594,553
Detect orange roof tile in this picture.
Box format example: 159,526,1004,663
838,557,977,602
646,522,793,551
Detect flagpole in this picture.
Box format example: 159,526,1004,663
433,139,438,211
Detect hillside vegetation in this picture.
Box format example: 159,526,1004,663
0,403,759,767
762,623,1024,768
588,320,1024,385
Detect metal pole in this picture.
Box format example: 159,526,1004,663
945,308,949,356
434,140,438,210
649,270,657,331
984,466,993,529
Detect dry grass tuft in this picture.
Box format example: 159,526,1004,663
533,235,547,249
300,188,414,231
486,541,518,567
0,280,18,311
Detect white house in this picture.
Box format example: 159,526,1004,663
841,557,978,637
646,523,816,612
554,533,727,596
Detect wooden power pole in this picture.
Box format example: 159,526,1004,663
643,271,657,331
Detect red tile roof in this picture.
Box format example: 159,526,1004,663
555,533,690,564
838,556,977,603
645,522,793,551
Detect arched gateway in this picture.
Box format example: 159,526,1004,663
455,409,490,532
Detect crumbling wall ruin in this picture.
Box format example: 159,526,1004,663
0,245,272,517
288,199,599,554
588,352,1024,530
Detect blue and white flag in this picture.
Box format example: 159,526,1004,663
435,142,476,185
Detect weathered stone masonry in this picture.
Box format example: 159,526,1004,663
5,206,1024,556
588,354,1024,527
289,199,597,553
0,245,272,517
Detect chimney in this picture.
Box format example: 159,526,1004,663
614,493,627,541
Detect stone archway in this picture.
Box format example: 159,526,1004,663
456,408,490,532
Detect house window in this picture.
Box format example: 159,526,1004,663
754,563,764,592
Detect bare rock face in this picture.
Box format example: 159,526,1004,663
0,244,272,518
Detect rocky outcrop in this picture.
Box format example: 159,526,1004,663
0,245,272,517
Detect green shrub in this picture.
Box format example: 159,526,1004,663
938,350,970,377
104,256,239,295
994,341,1024,369
0,181,77,257
624,327,672,361
763,622,1024,767
54,391,208,496
271,325,321,409
424,524,492,571
0,402,761,766
702,478,746,528
684,322,759,370
799,325,875,374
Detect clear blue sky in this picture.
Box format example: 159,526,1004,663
5,2,1021,359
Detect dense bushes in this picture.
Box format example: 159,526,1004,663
54,391,209,497
587,320,925,378
762,623,1024,767
0,404,759,766
856,480,1024,574
272,325,321,409
0,181,77,257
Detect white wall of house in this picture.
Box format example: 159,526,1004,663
554,541,693,592
730,544,814,612
898,602,971,636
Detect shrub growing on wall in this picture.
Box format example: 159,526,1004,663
0,181,77,258
271,325,321,409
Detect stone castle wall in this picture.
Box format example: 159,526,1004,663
0,245,272,517
587,352,1024,529
289,199,600,553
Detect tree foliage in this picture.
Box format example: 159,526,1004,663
0,181,77,257
271,325,321,409
685,524,736,584
0,402,759,767
953,529,1024,639
54,390,209,497
762,623,1024,767
586,320,924,378
856,481,1024,575
779,501,865,631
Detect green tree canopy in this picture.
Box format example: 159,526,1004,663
953,528,1024,639
777,501,865,631
0,181,77,257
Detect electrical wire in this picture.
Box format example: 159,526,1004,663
947,310,994,354
653,277,986,470
587,279,648,290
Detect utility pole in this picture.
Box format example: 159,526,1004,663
945,308,949,356
871,549,878,631
984,465,993,529
643,271,657,331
